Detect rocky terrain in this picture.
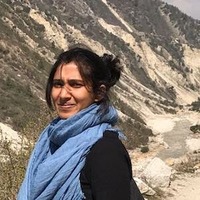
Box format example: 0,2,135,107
129,110,200,199
0,0,200,199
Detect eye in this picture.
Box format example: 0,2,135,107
52,79,64,88
69,80,85,88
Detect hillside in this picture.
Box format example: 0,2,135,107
0,0,200,148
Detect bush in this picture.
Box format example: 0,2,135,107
119,118,153,150
0,135,32,199
190,124,200,134
0,107,53,199
190,97,200,112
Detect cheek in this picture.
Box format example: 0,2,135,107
79,92,95,106
51,88,60,102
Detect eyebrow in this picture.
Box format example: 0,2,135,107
69,79,84,82
52,79,64,82
53,78,85,85
53,78,84,81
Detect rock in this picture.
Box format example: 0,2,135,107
194,163,200,169
186,138,200,153
134,177,156,196
141,157,172,189
0,122,21,151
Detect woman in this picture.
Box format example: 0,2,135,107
18,47,143,199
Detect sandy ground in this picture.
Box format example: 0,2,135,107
165,173,200,200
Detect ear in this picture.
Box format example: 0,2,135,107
94,84,106,102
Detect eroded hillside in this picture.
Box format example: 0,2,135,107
0,0,200,148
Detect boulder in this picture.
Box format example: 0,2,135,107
141,157,172,188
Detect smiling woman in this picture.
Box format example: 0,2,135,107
51,62,96,119
17,47,144,200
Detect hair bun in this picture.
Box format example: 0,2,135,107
101,53,122,87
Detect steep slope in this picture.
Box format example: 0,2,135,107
0,0,200,148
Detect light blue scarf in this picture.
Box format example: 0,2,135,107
17,104,122,200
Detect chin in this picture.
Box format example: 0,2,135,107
58,112,77,119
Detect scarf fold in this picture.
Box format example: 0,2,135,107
17,104,121,200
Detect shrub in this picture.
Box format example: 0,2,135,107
0,107,53,199
190,97,200,112
0,134,31,199
190,124,200,134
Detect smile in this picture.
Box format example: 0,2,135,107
57,104,75,110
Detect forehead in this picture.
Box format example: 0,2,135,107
54,62,82,79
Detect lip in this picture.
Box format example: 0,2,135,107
57,104,76,110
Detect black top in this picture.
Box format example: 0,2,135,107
80,131,144,200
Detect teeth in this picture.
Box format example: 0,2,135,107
59,104,74,107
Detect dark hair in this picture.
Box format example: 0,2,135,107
46,47,122,113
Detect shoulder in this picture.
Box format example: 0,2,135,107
81,131,133,200
90,130,128,155
85,130,132,175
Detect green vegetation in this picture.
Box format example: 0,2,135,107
190,97,200,112
0,76,43,130
119,118,153,150
0,108,52,199
0,138,31,199
190,124,200,134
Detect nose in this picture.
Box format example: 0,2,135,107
59,86,71,100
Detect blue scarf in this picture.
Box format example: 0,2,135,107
17,104,122,200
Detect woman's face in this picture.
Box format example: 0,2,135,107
51,62,96,119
